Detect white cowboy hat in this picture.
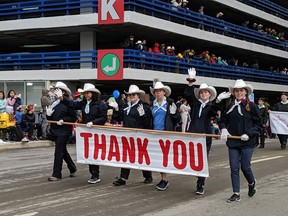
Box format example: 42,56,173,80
78,83,101,95
194,83,217,101
55,81,71,95
229,79,253,95
124,85,145,95
150,81,171,97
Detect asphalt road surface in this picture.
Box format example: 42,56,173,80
0,139,288,216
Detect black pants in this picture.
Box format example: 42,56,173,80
89,165,100,179
278,134,288,146
52,135,76,178
197,137,211,187
120,168,152,180
256,128,265,146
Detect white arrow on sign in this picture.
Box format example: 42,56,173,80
103,57,117,73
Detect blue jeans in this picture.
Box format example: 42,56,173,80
228,147,255,193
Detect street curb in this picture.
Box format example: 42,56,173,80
0,140,54,151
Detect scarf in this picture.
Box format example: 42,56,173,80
85,100,91,114
152,98,167,114
198,99,209,118
51,99,60,109
124,99,140,115
281,100,288,105
226,99,243,116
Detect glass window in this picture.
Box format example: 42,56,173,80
26,82,45,106
6,82,24,101
0,82,4,92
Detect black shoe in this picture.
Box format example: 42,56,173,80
248,180,257,197
113,177,126,186
88,177,101,184
48,176,61,181
281,144,286,150
195,186,205,195
144,176,153,184
259,145,264,148
227,194,241,203
156,180,169,191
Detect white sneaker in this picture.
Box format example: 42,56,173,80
0,139,5,143
21,137,30,142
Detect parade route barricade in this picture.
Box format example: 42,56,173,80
48,121,240,178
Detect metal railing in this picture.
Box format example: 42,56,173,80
124,0,288,51
0,0,97,20
0,0,287,52
0,49,287,85
237,0,288,20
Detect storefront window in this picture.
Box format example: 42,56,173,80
26,82,45,106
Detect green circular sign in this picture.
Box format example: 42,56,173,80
100,53,120,76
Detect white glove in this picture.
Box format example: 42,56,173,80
217,91,231,102
17,94,21,99
109,101,119,111
54,89,63,98
86,122,93,127
137,104,145,116
220,128,231,141
169,103,177,114
46,106,54,116
57,119,64,125
188,68,196,79
241,134,249,141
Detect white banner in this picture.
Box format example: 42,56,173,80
76,126,209,177
269,111,288,135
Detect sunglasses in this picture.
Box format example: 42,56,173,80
128,93,137,96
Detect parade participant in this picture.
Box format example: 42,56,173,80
257,98,268,148
150,80,180,191
58,83,107,184
219,79,262,203
179,99,191,132
271,92,288,150
46,82,77,181
184,68,231,195
112,85,153,186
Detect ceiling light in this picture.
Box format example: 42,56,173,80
26,82,33,86
22,44,58,48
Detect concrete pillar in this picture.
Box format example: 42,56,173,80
80,31,96,68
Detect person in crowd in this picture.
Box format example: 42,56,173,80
121,35,135,49
219,79,262,203
142,39,148,51
153,43,161,54
59,83,107,184
6,90,22,113
257,98,268,148
135,40,143,51
21,104,40,141
41,88,52,140
184,68,231,195
112,85,153,186
171,0,181,7
159,44,166,54
242,20,250,28
216,12,224,19
150,80,180,190
46,82,77,181
181,0,189,10
49,85,57,103
0,91,7,114
179,98,191,132
270,92,288,150
117,93,128,112
198,6,205,30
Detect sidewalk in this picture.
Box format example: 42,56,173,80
0,139,54,151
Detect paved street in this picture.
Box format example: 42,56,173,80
0,139,288,216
